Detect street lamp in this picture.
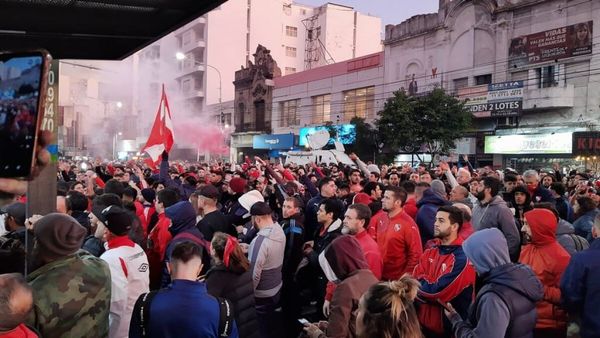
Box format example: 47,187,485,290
113,132,123,160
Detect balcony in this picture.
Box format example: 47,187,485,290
174,17,206,36
181,40,206,53
181,89,204,99
523,84,575,110
176,64,205,79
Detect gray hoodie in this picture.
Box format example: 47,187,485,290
248,222,286,298
472,195,520,262
450,228,543,338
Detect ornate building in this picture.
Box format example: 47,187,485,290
230,45,281,161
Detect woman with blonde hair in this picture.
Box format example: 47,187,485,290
356,275,423,338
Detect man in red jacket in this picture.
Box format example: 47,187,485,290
413,205,475,338
380,186,423,281
146,188,179,290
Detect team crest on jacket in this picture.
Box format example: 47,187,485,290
394,224,402,232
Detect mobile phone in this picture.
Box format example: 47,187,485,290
436,299,453,312
298,318,309,325
0,50,51,178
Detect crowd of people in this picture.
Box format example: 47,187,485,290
1,150,600,338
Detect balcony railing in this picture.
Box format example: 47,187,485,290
523,84,575,110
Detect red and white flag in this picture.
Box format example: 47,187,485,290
142,84,174,168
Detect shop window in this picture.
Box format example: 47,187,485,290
280,99,300,127
496,116,518,128
475,74,492,85
536,65,559,88
313,94,332,124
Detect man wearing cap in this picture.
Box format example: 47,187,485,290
85,193,123,257
99,205,150,338
0,202,27,274
27,213,111,337
248,201,286,338
197,184,237,241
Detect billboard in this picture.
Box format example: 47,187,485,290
458,81,524,118
252,133,294,149
485,132,572,154
572,131,600,156
299,124,356,146
509,21,593,68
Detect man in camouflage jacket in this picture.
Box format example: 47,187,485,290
26,213,112,338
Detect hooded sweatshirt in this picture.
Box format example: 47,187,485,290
318,236,378,338
416,189,450,245
555,219,589,255
450,228,543,338
248,221,286,299
161,201,210,287
472,195,521,262
519,209,570,330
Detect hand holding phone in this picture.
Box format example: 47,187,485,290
298,318,309,325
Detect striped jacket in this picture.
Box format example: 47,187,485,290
248,223,286,298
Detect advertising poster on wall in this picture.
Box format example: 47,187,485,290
458,81,524,118
509,21,593,68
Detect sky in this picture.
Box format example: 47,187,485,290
296,0,440,27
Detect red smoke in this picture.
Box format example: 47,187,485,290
172,118,230,155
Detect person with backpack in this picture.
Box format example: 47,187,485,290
206,232,260,338
129,241,239,338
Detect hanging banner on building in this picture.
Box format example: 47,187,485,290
572,131,600,156
458,81,524,118
509,21,593,68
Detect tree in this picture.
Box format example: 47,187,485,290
376,88,472,166
347,116,378,162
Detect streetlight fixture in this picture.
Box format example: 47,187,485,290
116,101,123,108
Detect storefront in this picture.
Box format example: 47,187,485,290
484,132,575,172
252,133,295,160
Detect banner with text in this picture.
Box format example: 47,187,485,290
509,21,593,68
458,81,524,118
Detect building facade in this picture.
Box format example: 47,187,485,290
383,0,600,170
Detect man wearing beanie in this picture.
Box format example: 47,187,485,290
196,184,237,241
27,213,111,338
99,206,150,338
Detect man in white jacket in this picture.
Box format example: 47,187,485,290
98,205,149,338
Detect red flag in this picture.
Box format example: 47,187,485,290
142,84,175,167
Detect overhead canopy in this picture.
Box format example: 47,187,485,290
0,0,227,60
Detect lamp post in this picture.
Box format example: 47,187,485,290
176,52,224,163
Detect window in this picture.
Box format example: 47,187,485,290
286,46,297,57
536,65,559,88
475,74,492,85
343,87,375,121
497,116,519,128
286,26,298,37
283,4,292,15
453,77,469,90
285,67,296,75
280,99,300,127
313,94,331,124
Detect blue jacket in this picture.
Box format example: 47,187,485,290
160,158,196,200
129,279,239,338
573,209,599,242
561,239,600,338
416,189,450,245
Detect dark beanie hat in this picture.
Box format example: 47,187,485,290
99,205,132,236
34,213,86,260
250,201,272,216
141,188,156,203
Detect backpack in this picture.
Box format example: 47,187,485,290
569,234,590,252
135,290,234,337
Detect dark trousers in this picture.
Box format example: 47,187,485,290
534,328,567,338
255,292,281,338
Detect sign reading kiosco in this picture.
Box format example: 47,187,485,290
572,131,600,156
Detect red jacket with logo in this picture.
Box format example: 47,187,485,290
413,237,476,335
380,210,423,281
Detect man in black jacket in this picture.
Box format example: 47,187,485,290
280,196,305,337
196,185,237,241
